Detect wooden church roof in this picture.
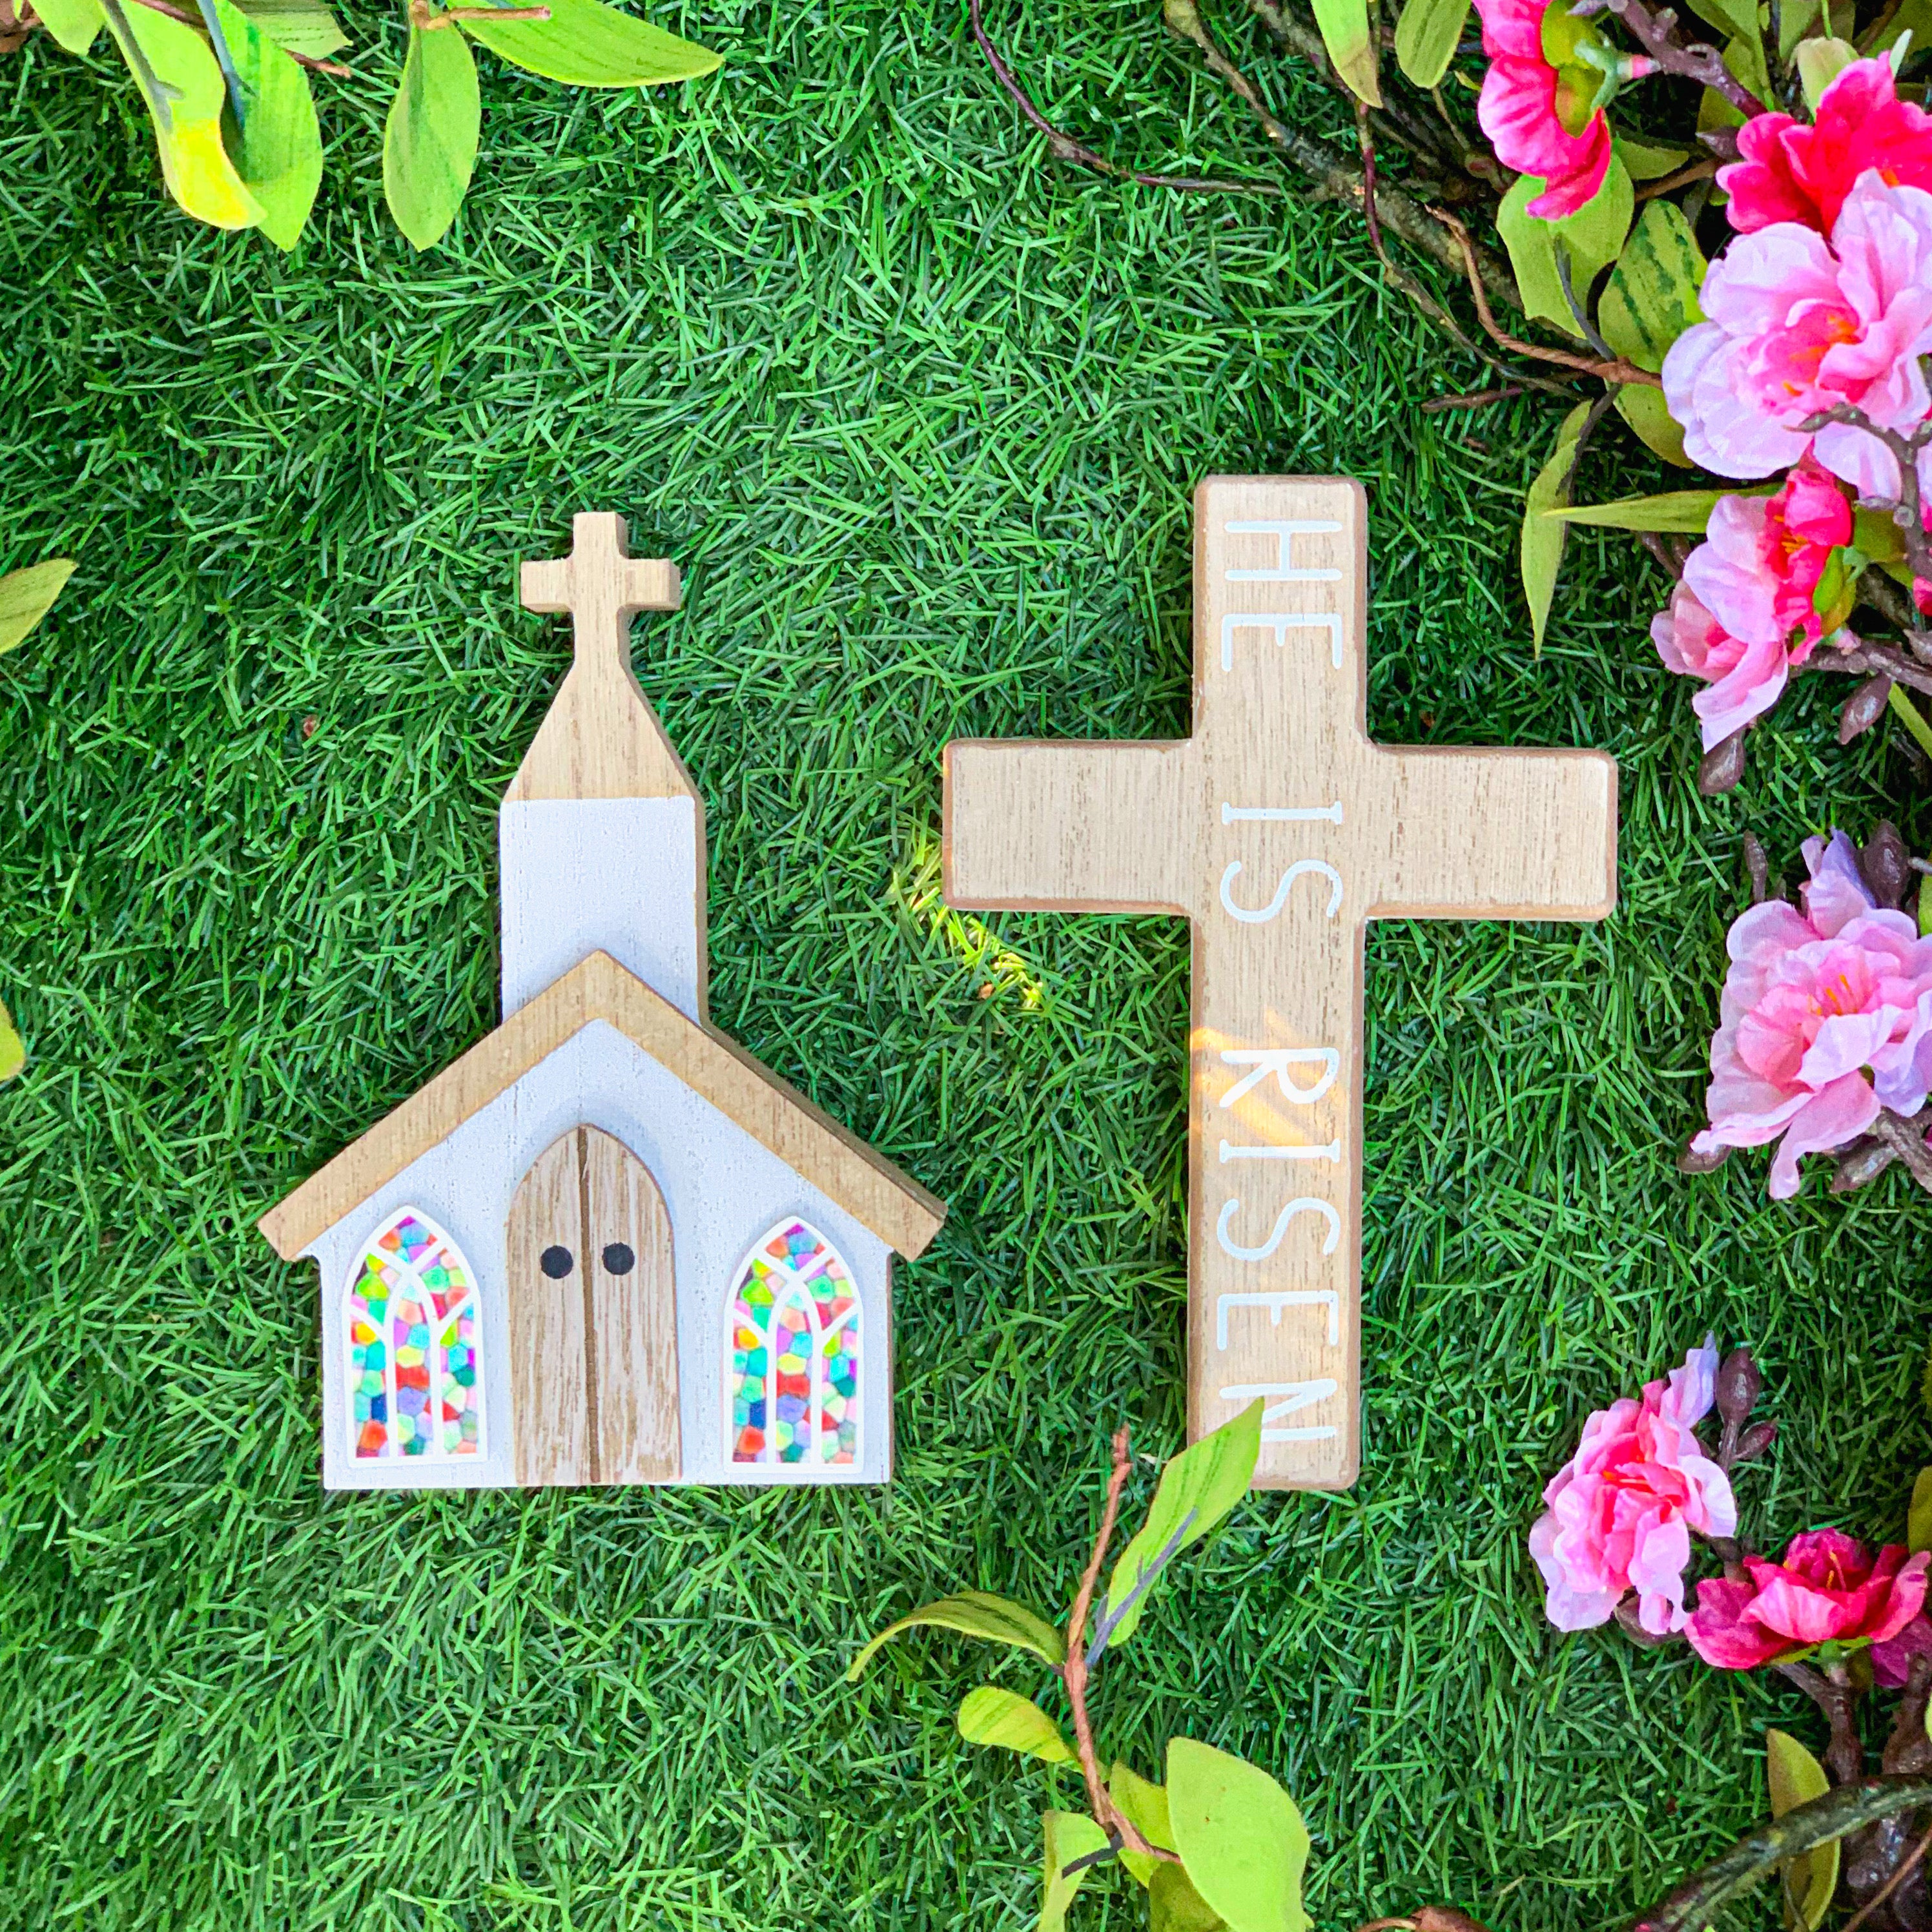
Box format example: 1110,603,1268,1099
258,951,947,1262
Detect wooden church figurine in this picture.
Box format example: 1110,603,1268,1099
260,515,947,1490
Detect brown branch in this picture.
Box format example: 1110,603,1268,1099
1060,1428,1180,1865
967,0,1279,194
1842,1816,1932,1932
1421,385,1525,411
1776,1660,1867,1787
1635,158,1718,201
1434,211,1664,386
1603,0,1767,112
1356,100,1383,263
1800,402,1932,582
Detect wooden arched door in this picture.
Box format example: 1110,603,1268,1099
506,1126,679,1485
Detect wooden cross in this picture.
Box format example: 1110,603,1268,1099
942,478,1618,1490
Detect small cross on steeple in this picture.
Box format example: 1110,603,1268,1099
506,513,697,807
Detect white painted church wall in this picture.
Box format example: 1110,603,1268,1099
307,1020,893,1491
499,800,703,1022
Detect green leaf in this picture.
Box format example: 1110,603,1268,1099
1856,505,1909,566
209,0,321,249
1863,0,1932,57
1111,1762,1175,1886
1521,402,1591,652
1392,0,1467,87
846,1590,1067,1681
1496,156,1634,336
0,998,21,1086
1798,34,1857,107
1767,1729,1838,1931
0,559,76,654
231,0,346,58
32,0,105,54
1096,1399,1261,1654
1040,1811,1112,1932
1167,1739,1311,1932
1783,0,1820,54
100,0,264,229
1682,0,1758,43
1614,134,1691,180
1919,861,1932,938
1616,384,1693,467
383,17,480,250
1310,0,1380,103
1699,32,1769,131
1600,201,1705,373
957,1687,1074,1763
1910,1468,1932,1554
1545,489,1724,533
460,0,718,85
1151,1864,1229,1932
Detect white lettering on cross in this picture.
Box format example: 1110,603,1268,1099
1217,1290,1340,1350
1218,1047,1340,1107
940,476,1617,1490
1220,612,1345,673
1216,1197,1342,1262
1217,1379,1342,1443
1218,858,1344,925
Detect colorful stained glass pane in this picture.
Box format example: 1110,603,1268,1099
345,1208,484,1463
726,1218,858,1470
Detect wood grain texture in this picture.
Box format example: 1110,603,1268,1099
942,476,1617,1491
259,951,947,1264
507,1132,592,1485
582,1127,679,1483
507,512,704,810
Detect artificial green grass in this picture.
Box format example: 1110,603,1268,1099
2,1,1929,1926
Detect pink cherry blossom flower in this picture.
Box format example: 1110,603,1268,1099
1650,583,1793,750
1475,0,1614,218
1528,1336,1736,1636
1685,1529,1930,1670
1652,464,1856,748
1661,172,1932,499
1720,57,1932,237
1689,830,1932,1197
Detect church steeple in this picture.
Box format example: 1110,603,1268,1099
500,514,710,1023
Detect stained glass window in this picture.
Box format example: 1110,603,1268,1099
727,1218,859,1468
345,1208,485,1462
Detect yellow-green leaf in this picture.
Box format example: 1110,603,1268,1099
231,0,346,57
1616,384,1694,466
1700,32,1770,131
1521,402,1590,652
1393,0,1468,87
100,0,263,229
1798,34,1857,107
210,0,322,249
1152,1864,1229,1932
1040,1811,1112,1932
847,1590,1066,1681
1545,489,1725,532
1496,156,1634,336
1783,0,1820,54
1614,134,1691,180
1111,1762,1175,1886
460,0,717,85
1910,1468,1932,1554
957,1687,1074,1763
1767,1729,1838,1931
1683,0,1758,42
1601,201,1705,371
383,17,480,249
0,998,21,1085
0,559,76,653
1098,1400,1261,1653
1864,0,1932,56
1168,1739,1311,1932
1311,0,1380,103
32,0,105,53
